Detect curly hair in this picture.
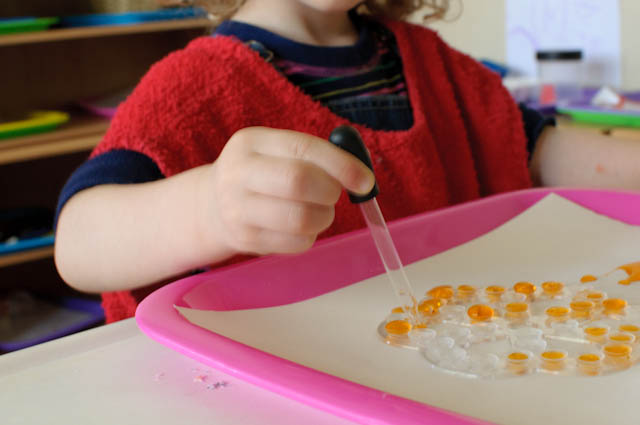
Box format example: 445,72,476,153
363,0,451,21
198,1,451,23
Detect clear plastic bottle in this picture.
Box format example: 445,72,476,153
536,50,583,105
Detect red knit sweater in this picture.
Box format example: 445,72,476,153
93,19,532,323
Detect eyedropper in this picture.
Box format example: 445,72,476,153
329,125,418,323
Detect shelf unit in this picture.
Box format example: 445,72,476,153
0,17,214,271
0,18,213,47
0,118,108,267
0,246,54,268
0,116,111,166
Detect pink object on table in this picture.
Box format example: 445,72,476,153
77,103,118,119
77,89,133,119
136,188,640,425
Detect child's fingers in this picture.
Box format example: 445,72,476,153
234,225,316,255
238,127,375,195
245,155,342,206
241,193,335,235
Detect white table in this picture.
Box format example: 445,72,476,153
0,319,358,425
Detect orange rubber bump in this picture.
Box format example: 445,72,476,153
546,306,570,318
603,344,632,367
385,320,412,335
508,352,529,361
603,298,627,313
457,285,476,299
513,282,536,296
505,302,529,323
505,302,529,313
584,326,608,337
485,285,505,296
604,344,632,356
392,305,418,317
584,326,609,343
541,281,564,296
418,299,441,316
507,352,530,375
577,353,602,376
427,286,454,301
570,300,594,311
485,285,506,302
541,351,567,360
570,300,595,312
540,350,568,371
619,324,640,334
467,304,494,322
609,333,635,344
580,275,597,283
579,353,601,362
586,291,605,303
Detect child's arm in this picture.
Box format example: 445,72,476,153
529,126,640,190
55,127,375,293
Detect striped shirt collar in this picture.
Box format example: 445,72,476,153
214,13,376,68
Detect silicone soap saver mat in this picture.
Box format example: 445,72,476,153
136,188,640,425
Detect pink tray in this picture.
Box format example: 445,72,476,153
136,188,640,425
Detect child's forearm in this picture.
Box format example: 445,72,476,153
530,126,640,190
55,127,376,294
54,164,234,293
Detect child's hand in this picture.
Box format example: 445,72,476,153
201,127,376,256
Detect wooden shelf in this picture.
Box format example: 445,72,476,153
0,246,54,268
0,17,214,47
0,116,110,165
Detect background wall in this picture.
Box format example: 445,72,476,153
424,0,639,90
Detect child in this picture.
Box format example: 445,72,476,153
54,0,640,323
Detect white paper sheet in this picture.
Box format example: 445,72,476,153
506,0,622,87
178,194,640,425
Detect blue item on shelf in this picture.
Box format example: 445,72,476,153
59,7,208,27
480,59,510,78
0,292,105,352
0,235,54,256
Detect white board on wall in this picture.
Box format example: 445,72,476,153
506,0,622,87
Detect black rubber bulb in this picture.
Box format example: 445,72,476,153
329,125,379,204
